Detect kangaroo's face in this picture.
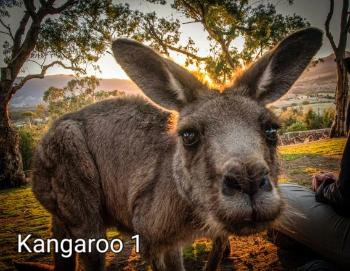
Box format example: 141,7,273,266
173,94,281,235
112,28,322,235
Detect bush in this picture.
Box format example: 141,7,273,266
17,124,47,172
322,107,335,128
285,121,308,132
303,108,323,130
278,106,335,133
18,128,36,171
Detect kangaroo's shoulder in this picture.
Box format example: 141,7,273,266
56,95,170,125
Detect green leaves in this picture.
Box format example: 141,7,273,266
36,2,131,70
1,0,310,89
171,0,309,85
43,76,124,120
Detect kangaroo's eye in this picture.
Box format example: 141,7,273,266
180,129,200,147
265,127,278,143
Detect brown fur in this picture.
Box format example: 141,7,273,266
18,28,322,271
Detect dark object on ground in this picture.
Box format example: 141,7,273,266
14,261,53,271
297,260,337,271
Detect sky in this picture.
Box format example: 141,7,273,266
1,0,348,80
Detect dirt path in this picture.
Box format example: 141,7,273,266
280,155,341,187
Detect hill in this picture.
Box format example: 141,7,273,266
288,52,349,96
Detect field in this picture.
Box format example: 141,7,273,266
0,138,346,271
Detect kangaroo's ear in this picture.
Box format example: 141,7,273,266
227,28,323,105
112,39,207,111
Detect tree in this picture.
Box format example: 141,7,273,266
0,0,141,188
167,0,309,84
21,111,36,126
43,76,124,120
325,0,350,137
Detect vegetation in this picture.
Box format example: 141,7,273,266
17,124,47,173
43,76,124,121
0,138,345,270
278,137,346,187
278,106,335,133
170,0,308,84
279,137,345,161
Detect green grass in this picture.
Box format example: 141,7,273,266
279,137,346,161
0,187,51,270
278,137,346,188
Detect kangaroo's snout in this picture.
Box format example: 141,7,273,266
222,158,272,196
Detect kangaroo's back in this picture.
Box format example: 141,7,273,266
32,95,174,230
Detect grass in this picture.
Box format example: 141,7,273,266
278,137,346,161
278,138,346,188
0,137,347,270
0,187,51,270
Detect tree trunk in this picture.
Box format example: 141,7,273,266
330,59,349,137
346,99,350,134
0,81,26,189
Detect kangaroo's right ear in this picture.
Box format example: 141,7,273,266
112,39,207,111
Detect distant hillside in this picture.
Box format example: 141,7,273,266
11,52,343,107
288,52,348,96
11,75,141,107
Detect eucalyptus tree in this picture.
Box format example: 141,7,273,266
0,0,140,188
166,0,309,84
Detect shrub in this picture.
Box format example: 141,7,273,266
285,121,308,132
322,107,335,128
303,108,323,130
278,106,335,133
17,124,47,172
18,128,36,171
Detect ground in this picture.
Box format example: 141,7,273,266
0,138,346,271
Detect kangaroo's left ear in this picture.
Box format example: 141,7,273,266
227,28,323,105
112,39,208,111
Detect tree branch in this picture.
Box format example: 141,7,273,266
0,30,13,39
338,0,349,52
201,16,237,69
44,0,77,15
11,12,30,59
325,0,337,53
166,44,208,61
144,18,207,61
23,0,38,21
11,61,85,94
182,20,201,24
0,18,14,40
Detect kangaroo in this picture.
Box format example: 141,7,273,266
15,28,322,271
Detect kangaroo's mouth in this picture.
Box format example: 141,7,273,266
219,215,279,236
214,191,283,236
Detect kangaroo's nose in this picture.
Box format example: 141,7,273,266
222,160,272,196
